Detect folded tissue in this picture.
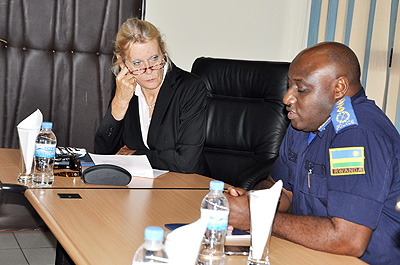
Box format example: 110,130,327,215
248,180,282,262
164,212,210,265
17,109,43,175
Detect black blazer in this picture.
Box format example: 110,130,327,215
94,63,209,176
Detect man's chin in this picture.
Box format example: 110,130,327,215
290,121,309,132
291,122,317,133
290,121,301,131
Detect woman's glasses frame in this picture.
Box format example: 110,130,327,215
123,59,166,76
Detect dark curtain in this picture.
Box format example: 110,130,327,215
0,0,143,152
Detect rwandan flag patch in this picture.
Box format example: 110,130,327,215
329,147,365,176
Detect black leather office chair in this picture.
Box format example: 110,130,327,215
0,181,47,231
192,57,290,190
0,0,142,232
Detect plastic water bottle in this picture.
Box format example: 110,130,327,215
132,226,169,264
198,180,230,265
32,122,57,187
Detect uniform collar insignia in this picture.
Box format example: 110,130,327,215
330,96,358,134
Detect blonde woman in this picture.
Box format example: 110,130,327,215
95,18,209,176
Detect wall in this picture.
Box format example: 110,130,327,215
309,0,400,129
145,0,311,71
145,0,400,130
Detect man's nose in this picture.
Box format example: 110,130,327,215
283,89,295,106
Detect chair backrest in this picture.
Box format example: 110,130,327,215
191,57,290,188
0,0,142,152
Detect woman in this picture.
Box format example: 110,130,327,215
94,18,209,176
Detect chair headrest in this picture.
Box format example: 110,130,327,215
191,57,290,100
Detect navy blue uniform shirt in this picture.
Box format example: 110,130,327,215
271,89,400,265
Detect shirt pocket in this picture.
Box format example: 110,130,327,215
299,160,328,199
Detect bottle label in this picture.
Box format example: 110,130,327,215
35,144,56,158
206,210,229,231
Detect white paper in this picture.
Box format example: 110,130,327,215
225,230,251,246
153,169,169,178
89,153,168,179
249,180,282,260
17,109,43,174
164,214,209,265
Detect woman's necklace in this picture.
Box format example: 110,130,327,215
148,104,155,109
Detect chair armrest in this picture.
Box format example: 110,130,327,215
0,181,27,194
235,158,277,190
0,181,28,205
0,181,47,231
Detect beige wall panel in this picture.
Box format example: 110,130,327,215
349,0,370,82
364,0,391,108
318,0,329,43
386,4,400,124
334,0,348,42
145,0,311,71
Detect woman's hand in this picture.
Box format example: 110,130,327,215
111,66,137,121
225,187,251,231
115,145,135,155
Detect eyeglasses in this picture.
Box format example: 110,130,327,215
123,59,166,76
54,156,82,177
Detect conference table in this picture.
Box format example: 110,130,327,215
1,148,367,265
0,148,212,189
25,188,367,265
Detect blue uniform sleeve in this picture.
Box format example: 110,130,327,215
271,130,293,192
326,127,394,230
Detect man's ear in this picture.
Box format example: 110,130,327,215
335,76,349,100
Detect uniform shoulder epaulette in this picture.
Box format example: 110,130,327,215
330,96,358,133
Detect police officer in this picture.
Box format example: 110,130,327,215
226,42,400,265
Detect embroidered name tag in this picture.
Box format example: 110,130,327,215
288,149,297,163
331,97,358,133
329,147,365,176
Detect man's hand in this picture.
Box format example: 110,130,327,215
225,187,250,231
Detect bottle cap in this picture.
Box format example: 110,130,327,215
42,122,53,129
210,180,224,191
144,226,164,241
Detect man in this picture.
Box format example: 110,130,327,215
227,42,400,265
